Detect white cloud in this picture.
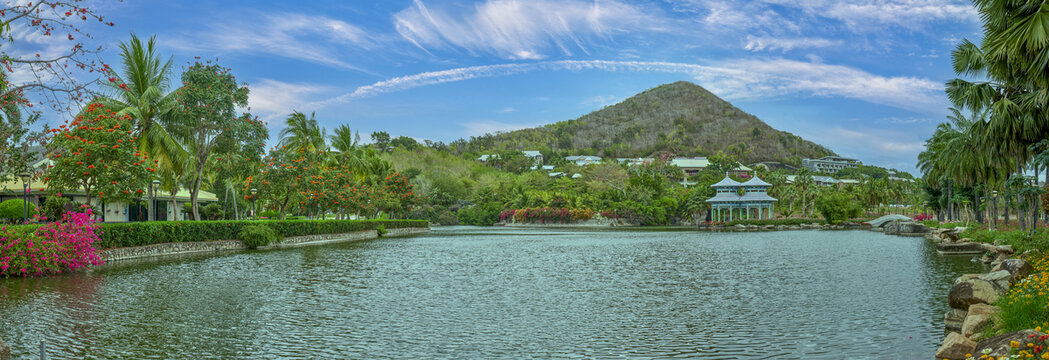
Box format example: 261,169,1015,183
497,107,517,113
248,79,334,123
163,13,374,70
744,36,842,52
584,95,622,108
312,59,942,112
393,0,662,60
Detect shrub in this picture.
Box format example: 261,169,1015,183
238,225,281,249
0,199,39,222
260,210,279,219
0,209,103,276
457,203,501,226
814,191,862,224
376,224,388,237
42,196,71,221
435,212,458,225
95,219,428,249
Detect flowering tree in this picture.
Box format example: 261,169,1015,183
169,61,249,220
0,1,115,110
45,102,153,211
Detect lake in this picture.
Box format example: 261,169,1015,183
0,227,981,359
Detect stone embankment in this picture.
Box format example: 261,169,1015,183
875,224,1045,359
100,227,430,263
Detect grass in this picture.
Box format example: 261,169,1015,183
985,252,1049,340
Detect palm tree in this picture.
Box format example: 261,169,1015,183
279,111,326,153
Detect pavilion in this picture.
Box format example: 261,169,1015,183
706,175,777,222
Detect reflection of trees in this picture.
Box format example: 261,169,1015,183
0,272,104,356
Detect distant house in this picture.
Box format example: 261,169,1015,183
477,154,499,162
839,179,861,186
785,175,840,187
616,158,653,166
669,157,753,176
802,156,859,174
521,150,543,166
565,155,602,166
530,165,556,172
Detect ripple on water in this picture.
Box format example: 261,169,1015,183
0,227,980,359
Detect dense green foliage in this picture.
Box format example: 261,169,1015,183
96,219,426,249
453,82,834,165
0,199,37,221
814,190,862,224
238,224,281,249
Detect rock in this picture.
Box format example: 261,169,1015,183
775,225,786,230
734,224,747,230
945,308,968,334
1022,249,1041,257
935,332,977,360
884,221,902,235
961,304,1000,338
949,278,1001,309
938,242,985,254
788,225,801,230
764,225,775,230
998,245,1014,254
992,258,1033,281
979,270,1013,292
973,329,1047,357
900,222,929,234
841,221,860,229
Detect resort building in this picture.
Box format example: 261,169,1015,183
706,175,777,221
785,175,841,187
565,155,602,166
0,177,218,222
670,157,753,176
522,150,544,167
802,156,859,174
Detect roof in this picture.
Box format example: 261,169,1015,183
670,157,710,169
706,193,742,203
565,155,601,161
477,154,499,161
711,176,743,187
0,178,218,202
740,192,778,202
522,150,542,158
741,176,771,187
839,179,861,184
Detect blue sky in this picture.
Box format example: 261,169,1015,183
18,0,983,174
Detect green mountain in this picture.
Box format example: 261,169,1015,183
462,81,835,165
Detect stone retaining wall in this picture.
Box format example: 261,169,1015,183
100,227,429,263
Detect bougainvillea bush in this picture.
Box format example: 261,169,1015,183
0,209,104,277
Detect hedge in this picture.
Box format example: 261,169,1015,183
721,218,828,227
95,219,428,249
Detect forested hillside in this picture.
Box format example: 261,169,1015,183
456,81,835,165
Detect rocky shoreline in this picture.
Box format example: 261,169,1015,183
873,224,1045,359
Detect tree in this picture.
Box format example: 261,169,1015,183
45,102,154,211
815,189,861,224
0,99,45,182
279,111,326,152
169,61,250,220
0,1,115,111
371,131,390,150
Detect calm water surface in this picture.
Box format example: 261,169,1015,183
0,227,981,359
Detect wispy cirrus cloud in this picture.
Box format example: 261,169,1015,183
744,36,842,52
312,59,942,112
394,0,664,60
163,12,374,70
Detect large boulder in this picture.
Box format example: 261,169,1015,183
979,270,1013,292
935,332,977,360
945,308,968,334
949,278,1001,310
974,329,1047,357
961,304,1000,338
992,259,1033,281
884,221,902,235
899,222,929,234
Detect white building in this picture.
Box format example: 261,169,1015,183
802,156,859,174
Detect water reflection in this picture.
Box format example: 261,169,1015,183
0,227,981,359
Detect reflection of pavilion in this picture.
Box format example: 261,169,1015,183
706,175,777,221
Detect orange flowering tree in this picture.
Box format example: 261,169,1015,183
45,102,153,210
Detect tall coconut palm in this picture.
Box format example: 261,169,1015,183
279,111,327,153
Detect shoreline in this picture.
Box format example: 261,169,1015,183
99,227,430,263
